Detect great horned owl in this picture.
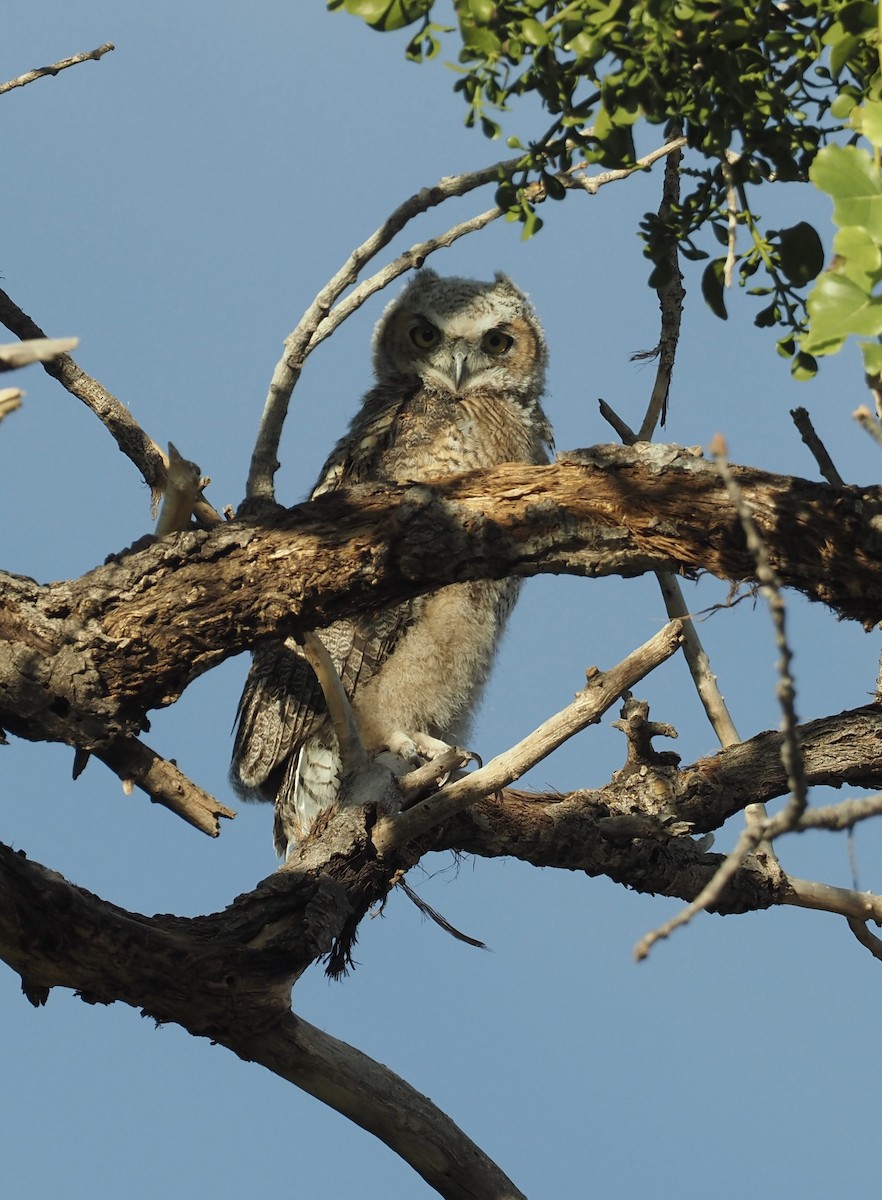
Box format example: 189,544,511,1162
231,269,553,856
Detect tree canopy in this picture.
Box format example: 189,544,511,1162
4,6,882,1199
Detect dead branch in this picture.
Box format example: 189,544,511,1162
246,136,688,504
790,406,845,487
93,737,236,835
0,336,78,369
3,448,882,777
0,289,222,529
712,438,807,823
0,43,114,95
425,705,882,871
374,620,685,854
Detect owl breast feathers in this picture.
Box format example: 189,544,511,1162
231,269,553,856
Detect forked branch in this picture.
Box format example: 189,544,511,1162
246,135,689,503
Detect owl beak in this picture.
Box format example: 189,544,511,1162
452,349,469,392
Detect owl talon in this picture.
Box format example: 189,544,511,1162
387,730,462,764
396,742,477,805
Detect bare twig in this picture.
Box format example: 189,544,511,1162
246,135,689,504
787,877,882,921
0,43,114,95
711,436,807,823
0,389,23,423
93,737,236,836
721,150,741,288
790,407,845,487
301,206,503,362
847,917,882,962
300,632,368,778
570,135,687,195
637,439,811,956
0,289,222,529
653,573,741,748
0,336,78,370
245,155,526,504
635,823,764,959
598,400,742,753
789,792,882,832
373,620,684,855
597,398,636,442
854,404,882,451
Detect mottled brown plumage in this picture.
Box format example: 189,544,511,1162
231,270,553,855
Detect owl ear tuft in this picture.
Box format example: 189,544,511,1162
493,271,518,291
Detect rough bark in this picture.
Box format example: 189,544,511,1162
4,441,882,1197
2,445,880,757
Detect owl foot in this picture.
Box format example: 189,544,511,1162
386,730,473,767
381,733,479,806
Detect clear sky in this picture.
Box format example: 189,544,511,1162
3,4,881,1198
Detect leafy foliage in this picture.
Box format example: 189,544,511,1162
803,131,882,374
331,0,882,373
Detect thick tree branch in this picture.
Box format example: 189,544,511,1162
2,446,881,765
424,705,882,873
0,833,523,1199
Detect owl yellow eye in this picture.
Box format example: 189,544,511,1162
482,329,514,356
409,323,439,350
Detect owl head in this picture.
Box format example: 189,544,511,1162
371,269,548,404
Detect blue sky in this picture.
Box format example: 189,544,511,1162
3,4,882,1198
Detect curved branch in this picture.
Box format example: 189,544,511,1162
237,1013,527,1200
0,288,222,529
246,155,526,503
2,446,881,759
0,837,524,1199
246,136,686,503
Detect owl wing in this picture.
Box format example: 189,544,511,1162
231,383,419,800
231,602,414,800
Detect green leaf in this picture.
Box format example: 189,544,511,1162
520,205,543,239
804,272,882,353
791,351,818,380
830,32,859,78
519,18,548,47
701,259,728,320
858,98,882,149
831,90,860,120
860,340,882,375
542,172,567,200
832,224,882,290
754,301,780,328
775,222,825,286
809,145,882,244
338,0,433,29
466,0,495,20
